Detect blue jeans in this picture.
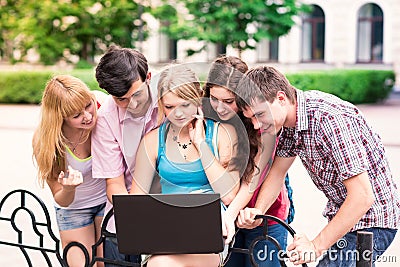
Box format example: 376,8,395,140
104,236,141,267
225,223,288,267
317,227,397,267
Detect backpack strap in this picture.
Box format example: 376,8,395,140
285,174,295,224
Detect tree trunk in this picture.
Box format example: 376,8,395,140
80,41,89,62
4,38,14,61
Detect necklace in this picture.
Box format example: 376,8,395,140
66,130,84,154
170,125,192,159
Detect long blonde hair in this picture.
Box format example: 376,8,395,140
157,65,203,124
32,75,96,186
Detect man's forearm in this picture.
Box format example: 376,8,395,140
106,175,128,203
254,156,295,213
312,172,374,255
254,179,283,214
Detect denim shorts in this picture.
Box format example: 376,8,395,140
55,202,106,231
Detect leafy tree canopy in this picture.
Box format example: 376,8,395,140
152,0,311,54
0,0,311,64
0,0,148,65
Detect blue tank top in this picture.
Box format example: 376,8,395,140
156,119,218,194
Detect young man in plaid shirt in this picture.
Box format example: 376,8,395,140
235,66,399,266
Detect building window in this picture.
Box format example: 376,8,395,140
168,39,178,60
269,38,279,61
257,38,279,62
301,5,325,62
357,3,383,63
159,34,177,62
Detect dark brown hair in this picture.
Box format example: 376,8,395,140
203,56,261,184
95,45,148,97
236,65,297,110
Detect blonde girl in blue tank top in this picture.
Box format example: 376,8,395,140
130,65,242,267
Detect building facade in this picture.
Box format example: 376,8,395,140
141,0,400,89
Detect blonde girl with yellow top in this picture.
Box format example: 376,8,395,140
32,75,107,267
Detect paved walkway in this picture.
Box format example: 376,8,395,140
0,92,399,266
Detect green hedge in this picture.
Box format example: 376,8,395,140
287,69,394,104
0,72,52,104
69,69,103,92
0,69,395,104
0,69,103,104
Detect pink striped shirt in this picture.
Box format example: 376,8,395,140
91,82,159,233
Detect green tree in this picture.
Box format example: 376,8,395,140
1,0,149,65
0,0,27,62
152,0,311,57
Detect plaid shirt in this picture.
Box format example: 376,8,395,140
277,89,400,230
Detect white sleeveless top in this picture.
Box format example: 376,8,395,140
56,146,107,209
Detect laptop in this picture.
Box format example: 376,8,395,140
112,193,224,255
